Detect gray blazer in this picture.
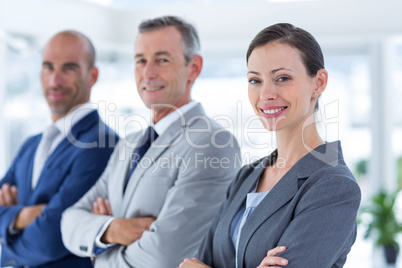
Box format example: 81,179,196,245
61,103,241,268
197,141,361,268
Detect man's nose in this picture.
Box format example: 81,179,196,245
143,63,158,80
48,70,65,88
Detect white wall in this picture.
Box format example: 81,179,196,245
2,0,402,59
109,0,402,59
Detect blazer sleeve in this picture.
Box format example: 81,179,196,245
0,146,114,267
115,132,241,268
276,174,361,268
0,138,34,240
61,144,118,258
196,162,256,266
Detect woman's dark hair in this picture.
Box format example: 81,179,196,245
247,23,324,76
247,23,325,111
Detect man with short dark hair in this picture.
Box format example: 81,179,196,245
0,30,118,267
61,16,241,268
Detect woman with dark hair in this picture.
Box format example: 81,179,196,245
179,23,361,268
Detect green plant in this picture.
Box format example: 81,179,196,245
355,158,368,178
398,156,402,190
358,189,402,249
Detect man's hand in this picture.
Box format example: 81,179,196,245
101,217,156,246
92,197,112,216
0,183,18,206
178,258,211,268
14,204,46,231
258,246,288,268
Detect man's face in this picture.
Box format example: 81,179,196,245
41,34,97,121
134,26,201,123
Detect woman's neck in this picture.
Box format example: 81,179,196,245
274,122,324,169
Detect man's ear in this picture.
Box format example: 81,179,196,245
187,55,203,83
88,66,99,88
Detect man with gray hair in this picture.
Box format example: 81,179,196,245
61,16,241,267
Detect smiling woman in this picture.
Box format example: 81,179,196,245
247,42,327,133
179,23,361,268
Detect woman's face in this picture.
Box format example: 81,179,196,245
247,41,325,132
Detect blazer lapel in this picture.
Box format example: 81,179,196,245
120,103,207,215
120,125,184,215
236,165,299,267
236,141,342,267
219,161,266,263
34,111,99,189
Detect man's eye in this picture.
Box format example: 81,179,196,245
158,58,169,63
136,59,146,64
42,64,52,70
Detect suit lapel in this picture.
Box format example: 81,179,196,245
34,111,99,189
120,103,207,216
120,125,184,214
218,161,265,263
237,166,299,267
236,141,342,267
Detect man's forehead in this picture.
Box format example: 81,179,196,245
135,28,184,50
134,50,172,57
42,37,88,62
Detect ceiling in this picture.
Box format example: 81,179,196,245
1,0,402,60
82,0,316,9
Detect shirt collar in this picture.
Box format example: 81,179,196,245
153,101,198,136
54,102,96,137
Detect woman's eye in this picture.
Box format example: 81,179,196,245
277,76,290,82
248,79,260,84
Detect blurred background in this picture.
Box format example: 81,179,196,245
0,0,401,266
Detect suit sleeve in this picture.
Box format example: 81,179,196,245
0,139,33,240
196,163,255,266
118,132,241,268
0,146,114,267
276,175,361,267
61,142,121,258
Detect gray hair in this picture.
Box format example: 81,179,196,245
138,16,200,65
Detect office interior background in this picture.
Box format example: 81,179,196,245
0,0,401,266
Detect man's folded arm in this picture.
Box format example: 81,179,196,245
61,146,116,257
1,148,112,267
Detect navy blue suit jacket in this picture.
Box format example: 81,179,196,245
0,111,118,268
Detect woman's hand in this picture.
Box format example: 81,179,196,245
178,258,211,268
257,246,288,267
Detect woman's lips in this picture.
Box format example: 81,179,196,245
259,106,287,119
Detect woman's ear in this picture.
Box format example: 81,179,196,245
313,69,328,97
